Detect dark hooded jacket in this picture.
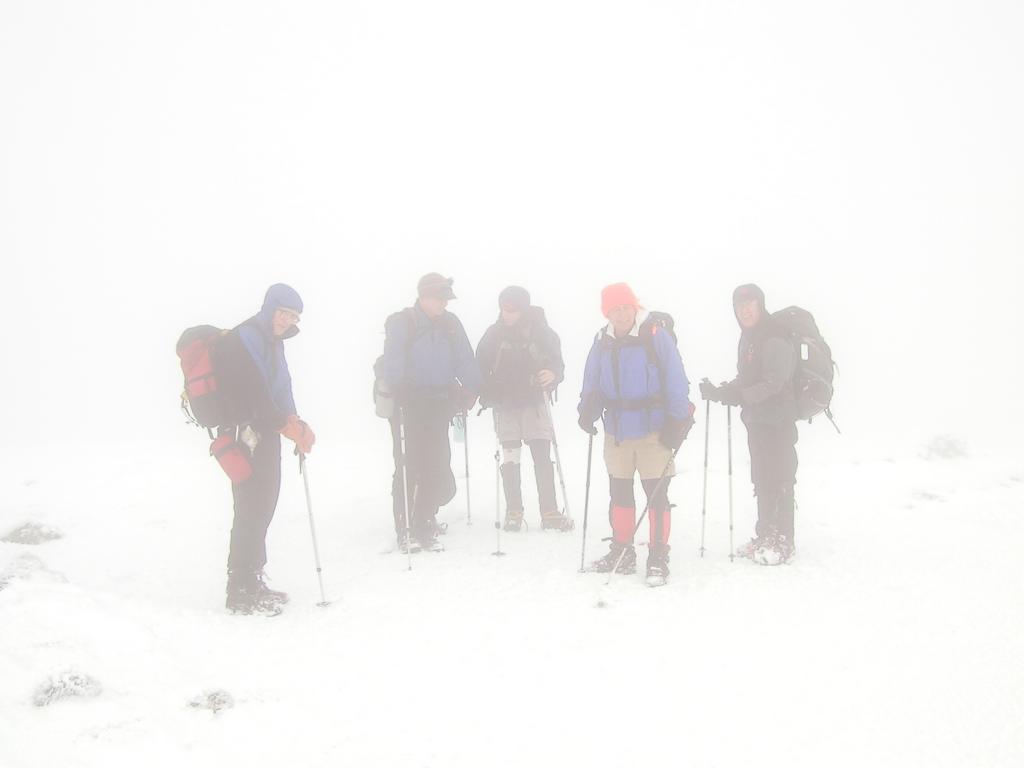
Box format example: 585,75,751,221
476,306,564,408
725,284,797,425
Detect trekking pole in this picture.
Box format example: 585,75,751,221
398,409,413,571
492,431,505,557
605,446,680,586
542,393,573,526
578,432,594,573
699,400,711,558
463,410,472,526
298,454,330,606
727,405,735,562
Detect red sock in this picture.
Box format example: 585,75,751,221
610,506,636,544
649,509,671,546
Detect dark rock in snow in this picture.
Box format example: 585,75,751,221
2,522,64,545
189,689,235,713
32,671,102,706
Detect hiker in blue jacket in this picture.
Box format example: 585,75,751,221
577,282,694,586
215,282,315,614
382,273,480,552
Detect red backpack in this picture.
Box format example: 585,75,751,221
176,325,232,429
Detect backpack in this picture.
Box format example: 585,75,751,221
373,309,458,419
770,306,837,424
176,325,233,429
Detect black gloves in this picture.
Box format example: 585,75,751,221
578,413,599,436
659,416,694,450
700,378,742,407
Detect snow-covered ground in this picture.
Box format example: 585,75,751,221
2,426,1021,768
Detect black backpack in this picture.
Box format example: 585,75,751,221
770,306,837,425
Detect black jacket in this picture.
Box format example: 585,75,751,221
726,315,797,426
475,307,564,408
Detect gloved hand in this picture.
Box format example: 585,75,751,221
698,379,718,401
699,379,742,407
578,413,599,436
280,414,315,454
659,415,694,450
452,384,477,415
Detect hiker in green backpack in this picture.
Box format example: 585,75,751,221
476,286,571,532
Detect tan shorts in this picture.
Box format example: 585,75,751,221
604,432,675,480
494,403,554,444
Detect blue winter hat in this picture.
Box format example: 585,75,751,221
262,283,304,315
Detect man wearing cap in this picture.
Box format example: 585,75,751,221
381,273,480,552
577,283,694,586
213,283,316,614
699,284,799,565
476,286,570,532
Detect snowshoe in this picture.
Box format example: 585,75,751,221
540,510,574,532
416,530,445,553
503,509,526,532
590,543,636,574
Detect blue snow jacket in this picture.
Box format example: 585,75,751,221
382,304,480,404
235,284,302,427
578,313,692,442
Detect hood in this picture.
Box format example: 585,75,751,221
256,283,303,340
732,283,767,329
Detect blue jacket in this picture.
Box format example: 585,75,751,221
237,284,301,424
383,305,480,402
578,314,692,442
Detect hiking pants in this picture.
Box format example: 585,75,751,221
390,401,456,537
746,420,798,541
228,430,282,574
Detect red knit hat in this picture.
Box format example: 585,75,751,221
601,283,640,317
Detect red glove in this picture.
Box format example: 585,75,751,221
280,414,316,454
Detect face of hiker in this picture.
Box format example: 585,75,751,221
608,304,638,337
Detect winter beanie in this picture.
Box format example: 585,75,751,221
601,283,640,318
498,286,531,312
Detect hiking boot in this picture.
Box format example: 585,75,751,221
254,571,289,604
774,534,795,563
398,530,422,554
754,533,785,566
226,572,283,616
540,509,574,532
590,542,636,574
504,509,526,532
646,546,671,587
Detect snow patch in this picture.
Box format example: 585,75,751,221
0,552,67,591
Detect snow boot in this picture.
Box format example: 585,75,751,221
254,571,289,604
504,508,526,532
590,542,637,574
646,545,670,587
540,509,574,531
754,531,790,566
226,571,283,616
